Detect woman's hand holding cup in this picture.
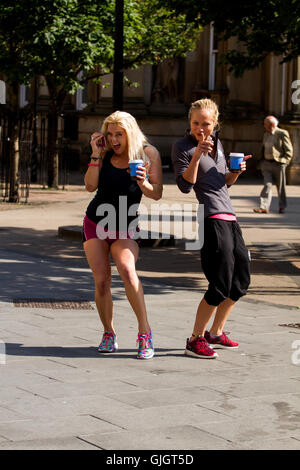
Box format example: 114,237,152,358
136,162,149,185
128,160,149,184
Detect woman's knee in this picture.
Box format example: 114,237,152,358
94,274,111,296
118,263,138,286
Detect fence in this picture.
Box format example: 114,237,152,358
0,111,10,201
37,116,70,189
0,109,71,203
0,110,33,202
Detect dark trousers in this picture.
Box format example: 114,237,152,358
201,218,251,306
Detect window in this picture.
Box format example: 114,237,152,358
0,80,5,104
76,71,88,110
208,23,218,91
20,84,30,107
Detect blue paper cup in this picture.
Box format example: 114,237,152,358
129,159,144,181
229,153,244,172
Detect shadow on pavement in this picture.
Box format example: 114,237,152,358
1,226,299,304
5,343,183,359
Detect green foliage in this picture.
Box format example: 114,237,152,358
27,0,115,94
0,0,202,99
163,0,300,76
122,0,201,69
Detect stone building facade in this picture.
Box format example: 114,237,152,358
8,25,300,183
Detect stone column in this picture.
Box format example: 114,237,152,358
284,57,300,184
285,123,300,184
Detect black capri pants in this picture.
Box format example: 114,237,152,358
201,218,251,306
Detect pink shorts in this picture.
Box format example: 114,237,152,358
82,216,140,246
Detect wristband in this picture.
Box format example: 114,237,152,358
90,155,102,160
88,163,100,167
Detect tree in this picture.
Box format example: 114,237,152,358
1,0,202,192
28,0,115,187
163,0,300,76
0,1,45,201
37,0,202,186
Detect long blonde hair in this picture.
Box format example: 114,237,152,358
101,111,149,163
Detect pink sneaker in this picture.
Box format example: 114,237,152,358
136,330,154,359
185,336,218,359
98,331,118,353
204,331,239,349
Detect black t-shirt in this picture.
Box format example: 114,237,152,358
85,151,143,231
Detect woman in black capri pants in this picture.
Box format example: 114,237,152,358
172,98,251,359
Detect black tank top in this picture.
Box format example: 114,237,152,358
85,151,143,231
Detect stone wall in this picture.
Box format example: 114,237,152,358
31,29,300,184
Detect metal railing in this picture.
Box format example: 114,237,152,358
0,111,10,201
0,109,32,203
0,108,71,202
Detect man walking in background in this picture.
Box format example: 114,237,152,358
253,115,293,214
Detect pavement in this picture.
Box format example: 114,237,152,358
0,171,300,450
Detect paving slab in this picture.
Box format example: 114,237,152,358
0,175,300,450
0,436,97,450
78,424,243,450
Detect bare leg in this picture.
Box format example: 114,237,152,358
110,239,150,334
191,298,216,340
210,298,236,336
83,238,115,333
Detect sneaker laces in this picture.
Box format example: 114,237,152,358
193,336,211,353
221,331,231,342
136,332,152,350
193,336,206,343
101,331,114,348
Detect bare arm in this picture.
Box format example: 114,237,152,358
225,155,252,186
84,132,106,192
225,171,240,186
136,145,163,201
